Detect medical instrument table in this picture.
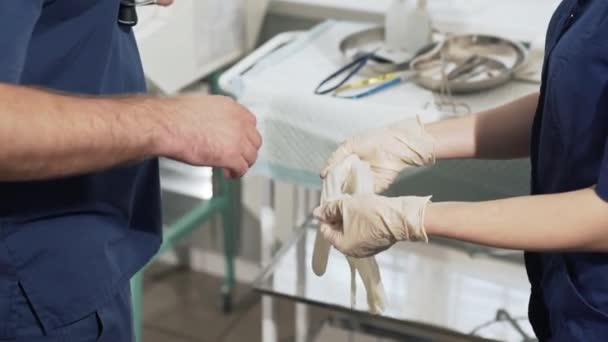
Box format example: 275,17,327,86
219,19,545,341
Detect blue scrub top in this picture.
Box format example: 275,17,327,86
0,0,162,338
529,0,608,339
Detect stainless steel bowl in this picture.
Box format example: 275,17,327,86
339,26,443,74
339,27,402,74
339,27,528,94
410,34,528,94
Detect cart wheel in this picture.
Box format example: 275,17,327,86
221,292,233,314
220,285,233,314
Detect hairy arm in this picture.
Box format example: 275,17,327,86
425,187,608,251
426,92,540,160
0,83,262,181
0,84,165,180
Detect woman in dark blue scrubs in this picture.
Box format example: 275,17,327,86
318,1,608,340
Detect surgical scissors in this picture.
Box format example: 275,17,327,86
424,48,471,116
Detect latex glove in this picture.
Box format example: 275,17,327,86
313,155,387,314
321,117,435,193
314,194,431,258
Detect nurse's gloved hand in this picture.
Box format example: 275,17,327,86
314,194,431,258
321,118,435,193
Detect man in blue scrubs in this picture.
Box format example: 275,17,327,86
318,0,608,340
0,0,261,340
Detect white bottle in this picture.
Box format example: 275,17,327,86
385,0,432,55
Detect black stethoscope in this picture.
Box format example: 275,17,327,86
118,0,158,26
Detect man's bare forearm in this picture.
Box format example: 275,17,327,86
425,188,608,252
426,92,540,160
0,83,166,181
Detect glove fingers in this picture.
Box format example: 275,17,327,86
321,145,351,178
320,223,345,251
369,163,402,194
313,200,344,224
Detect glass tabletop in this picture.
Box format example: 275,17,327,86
159,159,215,228
254,220,536,342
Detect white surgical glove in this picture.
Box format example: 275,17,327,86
313,155,387,314
321,117,435,193
314,194,432,258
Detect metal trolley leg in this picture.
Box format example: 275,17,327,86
261,180,278,342
211,72,238,314
218,170,237,313
295,186,310,342
131,271,144,342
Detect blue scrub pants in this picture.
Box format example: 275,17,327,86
531,254,608,341
6,282,133,341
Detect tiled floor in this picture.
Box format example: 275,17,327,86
142,263,330,342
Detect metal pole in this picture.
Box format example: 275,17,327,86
261,179,278,342
295,186,310,342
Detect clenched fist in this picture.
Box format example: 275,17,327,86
155,95,262,178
